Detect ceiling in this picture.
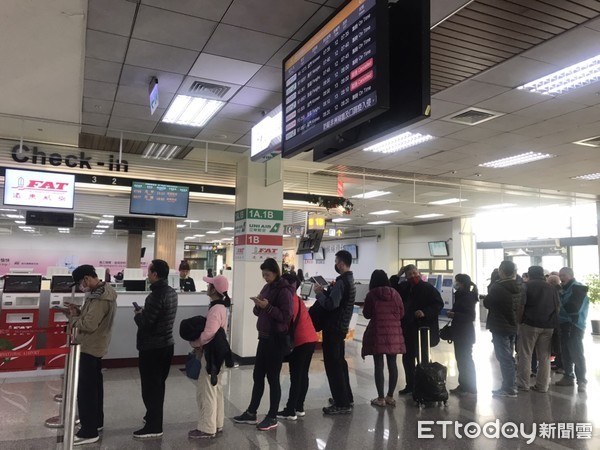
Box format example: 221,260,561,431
0,0,599,238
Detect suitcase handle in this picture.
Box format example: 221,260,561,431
417,326,431,364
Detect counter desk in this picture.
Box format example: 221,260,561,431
106,291,210,361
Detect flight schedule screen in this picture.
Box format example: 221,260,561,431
282,0,386,156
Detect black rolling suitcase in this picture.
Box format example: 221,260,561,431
413,327,448,407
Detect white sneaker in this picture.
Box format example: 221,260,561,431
73,435,100,446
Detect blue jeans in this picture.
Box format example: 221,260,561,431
560,323,587,384
492,333,516,392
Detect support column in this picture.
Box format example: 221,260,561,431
231,156,284,360
154,218,177,269
126,231,142,268
452,217,476,276
374,226,400,275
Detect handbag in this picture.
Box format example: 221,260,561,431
185,351,201,380
439,322,454,344
282,296,302,362
308,301,325,332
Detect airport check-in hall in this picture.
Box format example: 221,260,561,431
1,0,600,448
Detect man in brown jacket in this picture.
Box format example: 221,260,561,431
67,265,117,446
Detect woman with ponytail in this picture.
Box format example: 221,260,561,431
447,273,478,395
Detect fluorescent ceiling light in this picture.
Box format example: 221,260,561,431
142,142,183,160
428,198,467,205
220,226,234,231
59,230,70,233
14,220,26,224
479,152,553,168
369,210,399,215
332,217,352,223
414,213,444,219
147,234,155,238
102,215,114,218
573,173,600,181
58,228,70,231
96,225,110,229
184,236,195,240
99,220,113,224
367,220,392,225
573,136,600,148
206,230,220,234
221,237,233,241
364,132,435,154
352,191,391,199
162,95,225,127
184,219,199,223
176,224,187,228
517,53,600,95
6,214,24,219
480,203,517,209
0,208,17,212
18,226,33,229
193,234,205,237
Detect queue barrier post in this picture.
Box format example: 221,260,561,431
62,340,80,449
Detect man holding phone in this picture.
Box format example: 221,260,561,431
67,265,118,446
133,259,178,439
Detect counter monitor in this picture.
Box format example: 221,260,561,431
129,181,189,218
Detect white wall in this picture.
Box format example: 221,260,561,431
398,222,453,259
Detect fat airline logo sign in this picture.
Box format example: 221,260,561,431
4,169,75,209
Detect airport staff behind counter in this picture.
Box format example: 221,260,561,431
179,261,196,292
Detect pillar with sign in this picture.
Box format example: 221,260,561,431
231,156,284,360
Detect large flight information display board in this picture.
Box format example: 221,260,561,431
282,0,388,157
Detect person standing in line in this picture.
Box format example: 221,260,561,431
133,259,178,439
397,265,444,395
516,266,560,393
68,265,117,446
361,269,405,407
555,267,589,393
233,258,294,431
484,260,522,398
448,274,478,395
179,260,196,292
188,275,231,439
277,273,318,420
313,249,356,415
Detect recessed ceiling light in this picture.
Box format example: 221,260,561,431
96,225,110,229
517,53,600,95
479,152,553,168
18,226,33,229
0,208,17,212
176,224,187,228
184,219,199,223
206,230,220,234
480,203,517,209
6,214,24,219
428,198,467,205
142,142,183,160
332,217,352,223
162,95,225,127
220,227,234,231
414,213,444,219
99,220,113,224
221,237,233,241
369,210,399,215
102,215,114,218
14,220,26,224
364,132,435,153
573,173,600,181
184,236,195,240
193,234,205,237
351,191,391,199
367,220,392,225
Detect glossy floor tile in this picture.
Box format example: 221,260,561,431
1,322,599,449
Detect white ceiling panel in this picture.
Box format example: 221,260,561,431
124,39,199,74
265,40,302,68
433,80,510,104
112,102,164,122
86,29,129,63
292,5,335,41
108,116,158,133
84,58,122,84
88,0,137,36
219,103,265,122
82,112,110,127
83,80,118,102
475,89,549,114
521,26,600,67
141,0,230,22
189,54,261,85
229,86,281,110
515,98,586,121
474,56,559,88
246,66,283,92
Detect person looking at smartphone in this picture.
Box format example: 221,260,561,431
67,265,118,446
233,258,293,431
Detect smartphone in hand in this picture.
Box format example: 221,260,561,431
132,302,142,311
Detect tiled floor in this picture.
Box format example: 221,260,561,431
1,322,599,449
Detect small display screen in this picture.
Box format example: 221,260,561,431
442,278,454,287
300,282,313,298
3,275,43,293
428,241,449,257
311,275,329,286
343,244,358,259
50,275,82,293
129,181,189,217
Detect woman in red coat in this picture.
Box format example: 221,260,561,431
362,269,405,407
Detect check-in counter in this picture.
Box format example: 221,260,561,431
105,291,210,360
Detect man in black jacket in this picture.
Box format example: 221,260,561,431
397,265,444,395
484,260,522,398
516,266,559,393
133,259,178,439
314,250,356,415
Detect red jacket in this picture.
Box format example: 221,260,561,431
290,293,318,347
361,286,405,357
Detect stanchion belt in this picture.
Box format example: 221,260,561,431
0,347,70,358
0,327,67,335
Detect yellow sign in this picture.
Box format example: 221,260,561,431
308,216,325,230
336,229,343,237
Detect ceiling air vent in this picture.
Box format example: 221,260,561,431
188,81,230,99
444,107,504,126
573,135,600,148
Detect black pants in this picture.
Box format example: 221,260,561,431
248,337,284,418
285,342,316,412
373,354,398,398
77,353,103,438
138,345,174,432
402,333,417,390
454,340,477,393
322,331,353,407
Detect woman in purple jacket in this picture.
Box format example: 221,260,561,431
233,258,293,431
362,270,405,407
